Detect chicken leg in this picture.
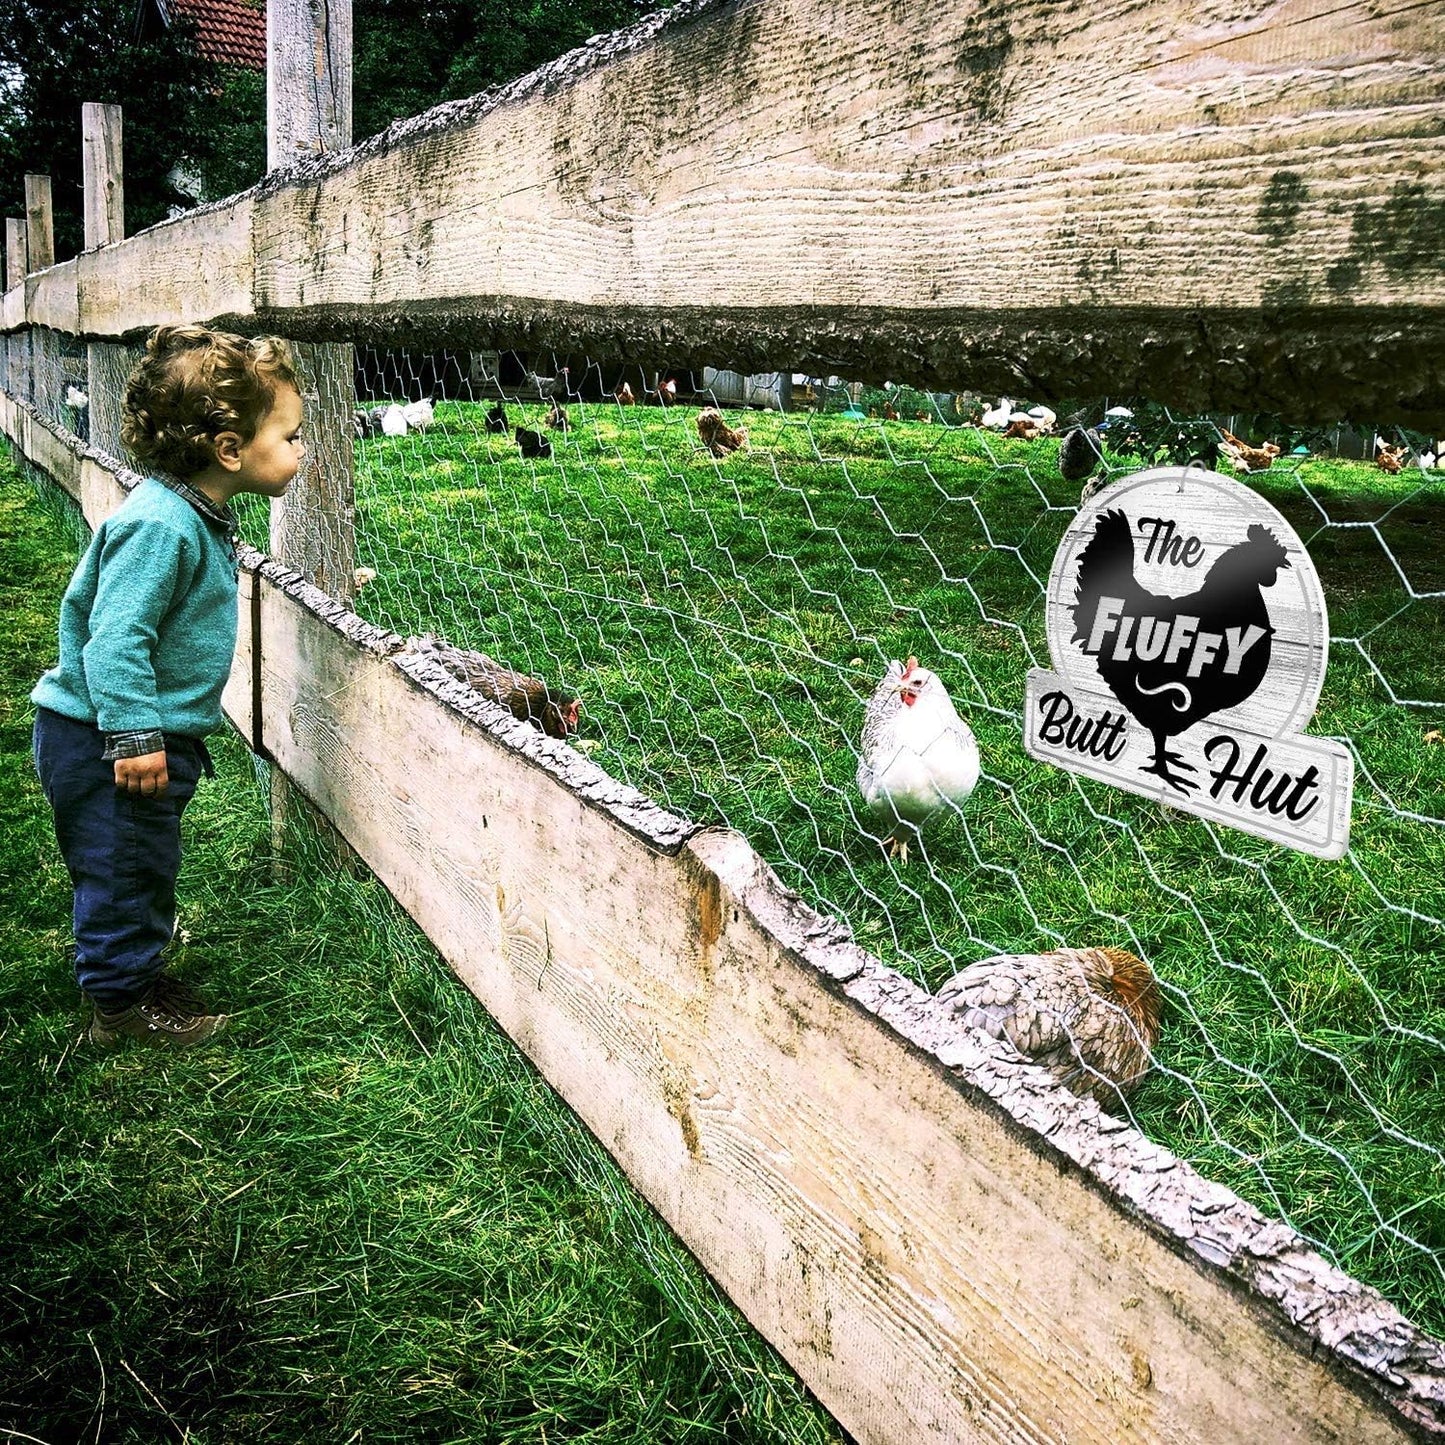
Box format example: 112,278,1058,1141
1141,730,1198,793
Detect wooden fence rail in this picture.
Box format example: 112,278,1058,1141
3,0,1444,424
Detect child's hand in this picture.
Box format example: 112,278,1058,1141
115,750,170,796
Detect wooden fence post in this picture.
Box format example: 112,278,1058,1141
265,0,355,605
2,217,27,398
23,176,54,273
4,220,26,291
267,0,353,168
265,0,357,863
82,104,129,458
81,104,124,250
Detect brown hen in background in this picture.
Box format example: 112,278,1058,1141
1219,429,1281,473
696,408,748,457
1375,441,1406,474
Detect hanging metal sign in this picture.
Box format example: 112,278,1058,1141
1025,465,1353,858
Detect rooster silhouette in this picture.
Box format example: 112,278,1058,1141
1071,510,1290,792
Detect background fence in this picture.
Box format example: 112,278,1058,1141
4,0,1445,1439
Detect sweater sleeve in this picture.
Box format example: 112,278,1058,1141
80,516,190,734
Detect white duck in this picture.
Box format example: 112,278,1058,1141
856,658,980,862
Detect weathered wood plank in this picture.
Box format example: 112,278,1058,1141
3,0,1437,421
245,0,1444,424
82,103,125,251
16,406,84,500
23,176,53,273
241,557,1445,1443
25,259,80,336
7,397,1445,1442
78,453,128,523
76,196,255,339
252,0,1445,323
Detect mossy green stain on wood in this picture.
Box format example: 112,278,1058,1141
1258,172,1309,245
1350,181,1445,277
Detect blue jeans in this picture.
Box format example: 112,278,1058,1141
33,707,211,1006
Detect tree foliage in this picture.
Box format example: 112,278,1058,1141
0,0,654,265
0,0,250,259
352,0,652,139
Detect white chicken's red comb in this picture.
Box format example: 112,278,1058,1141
901,656,919,678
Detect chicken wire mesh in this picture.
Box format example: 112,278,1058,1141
269,340,358,599
13,327,91,438
227,341,1444,1332
19,329,1443,1332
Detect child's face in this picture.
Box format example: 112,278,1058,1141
232,385,305,497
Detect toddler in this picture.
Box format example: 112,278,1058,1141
32,325,304,1047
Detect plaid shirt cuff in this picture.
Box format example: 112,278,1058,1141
102,729,166,760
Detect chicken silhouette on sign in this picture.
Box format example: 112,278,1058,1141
1071,511,1288,793
1025,466,1353,858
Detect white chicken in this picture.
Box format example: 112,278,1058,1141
856,658,980,862
400,398,435,431
1025,404,1056,435
979,397,1013,431
378,403,409,437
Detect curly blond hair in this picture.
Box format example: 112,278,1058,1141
121,325,299,476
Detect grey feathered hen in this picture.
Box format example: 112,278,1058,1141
1060,426,1105,489
937,946,1160,1104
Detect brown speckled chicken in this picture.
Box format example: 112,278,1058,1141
936,947,1160,1104
1375,441,1406,475
1219,429,1280,473
405,635,580,739
696,407,748,457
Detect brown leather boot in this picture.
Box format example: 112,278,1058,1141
89,973,227,1049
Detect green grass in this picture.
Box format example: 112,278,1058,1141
271,396,1445,1334
0,451,843,1442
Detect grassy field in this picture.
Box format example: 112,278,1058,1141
275,393,1445,1335
0,452,843,1442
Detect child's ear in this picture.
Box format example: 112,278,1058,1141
212,431,244,472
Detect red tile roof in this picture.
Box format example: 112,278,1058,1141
165,0,266,71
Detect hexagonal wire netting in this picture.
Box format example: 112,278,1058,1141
24,330,1445,1337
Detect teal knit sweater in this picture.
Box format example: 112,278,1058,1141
32,478,239,738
